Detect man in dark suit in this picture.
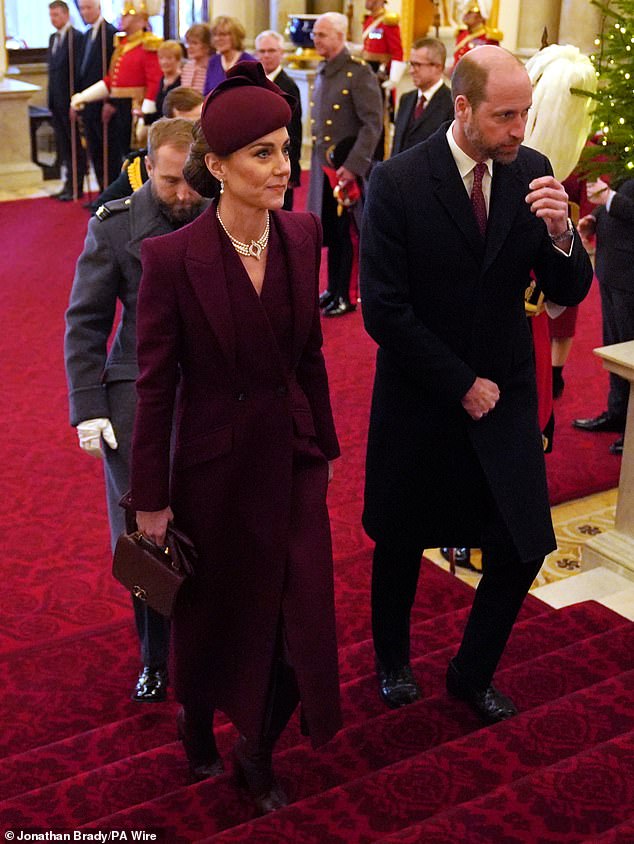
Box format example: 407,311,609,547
361,46,592,722
573,177,634,455
255,30,303,210
48,0,86,200
391,37,453,156
77,0,125,192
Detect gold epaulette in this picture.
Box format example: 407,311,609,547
142,33,163,51
383,11,400,25
126,155,145,192
350,55,367,65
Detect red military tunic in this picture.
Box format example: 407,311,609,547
453,26,499,70
104,29,162,104
361,9,403,67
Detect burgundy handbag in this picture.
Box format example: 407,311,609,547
112,524,196,617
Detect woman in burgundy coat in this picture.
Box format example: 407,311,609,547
129,63,342,813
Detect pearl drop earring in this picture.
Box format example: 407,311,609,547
219,179,224,195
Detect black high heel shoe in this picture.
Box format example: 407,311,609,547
176,707,224,782
233,735,288,814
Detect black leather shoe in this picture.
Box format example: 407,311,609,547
233,736,288,814
446,661,518,724
323,297,356,317
609,436,624,455
176,707,224,782
131,665,168,703
440,547,477,571
319,290,334,309
377,662,422,708
572,412,625,433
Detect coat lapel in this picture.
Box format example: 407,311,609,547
427,132,484,259
272,211,315,367
482,159,526,276
183,204,237,374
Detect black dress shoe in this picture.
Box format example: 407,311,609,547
233,736,288,814
319,290,334,309
440,547,477,571
176,707,224,782
377,662,422,709
609,436,624,455
323,297,356,317
131,665,168,703
446,661,518,724
572,411,625,433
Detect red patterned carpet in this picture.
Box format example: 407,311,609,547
0,196,632,841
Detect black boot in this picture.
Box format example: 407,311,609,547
176,706,224,782
233,735,288,814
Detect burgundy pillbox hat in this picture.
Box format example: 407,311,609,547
200,61,295,156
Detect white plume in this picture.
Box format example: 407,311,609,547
523,44,597,181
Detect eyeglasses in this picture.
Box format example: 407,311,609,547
409,61,440,69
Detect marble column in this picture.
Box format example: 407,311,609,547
0,0,7,80
582,341,634,582
558,0,602,55
516,0,561,55
270,0,307,40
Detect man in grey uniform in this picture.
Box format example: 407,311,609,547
64,118,208,701
307,12,382,317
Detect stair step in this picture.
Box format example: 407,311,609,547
383,729,634,844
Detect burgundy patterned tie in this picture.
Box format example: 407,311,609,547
413,94,426,121
470,161,488,238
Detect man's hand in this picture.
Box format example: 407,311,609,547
136,506,174,547
586,178,613,207
577,213,596,247
336,165,356,187
76,417,118,457
525,175,570,239
461,377,500,421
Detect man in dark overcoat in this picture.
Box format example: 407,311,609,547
48,0,86,199
76,0,125,192
360,46,593,721
391,37,454,156
64,118,208,702
573,177,634,455
308,12,383,316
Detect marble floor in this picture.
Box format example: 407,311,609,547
427,487,634,621
6,181,634,622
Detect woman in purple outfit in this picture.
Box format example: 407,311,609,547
203,16,255,94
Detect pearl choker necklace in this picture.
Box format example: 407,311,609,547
216,208,270,260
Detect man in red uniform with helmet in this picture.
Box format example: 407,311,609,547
71,0,162,151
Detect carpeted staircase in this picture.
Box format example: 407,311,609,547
1,562,632,842
1,197,633,842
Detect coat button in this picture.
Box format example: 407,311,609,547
276,385,288,397
237,392,247,401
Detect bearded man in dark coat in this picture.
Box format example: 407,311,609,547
360,46,592,722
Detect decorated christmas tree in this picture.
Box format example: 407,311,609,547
583,0,634,182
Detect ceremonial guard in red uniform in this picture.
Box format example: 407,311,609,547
452,1,501,71
71,1,162,149
361,0,403,72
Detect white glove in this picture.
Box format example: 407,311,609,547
70,79,109,111
141,98,157,115
382,59,407,91
76,417,118,457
